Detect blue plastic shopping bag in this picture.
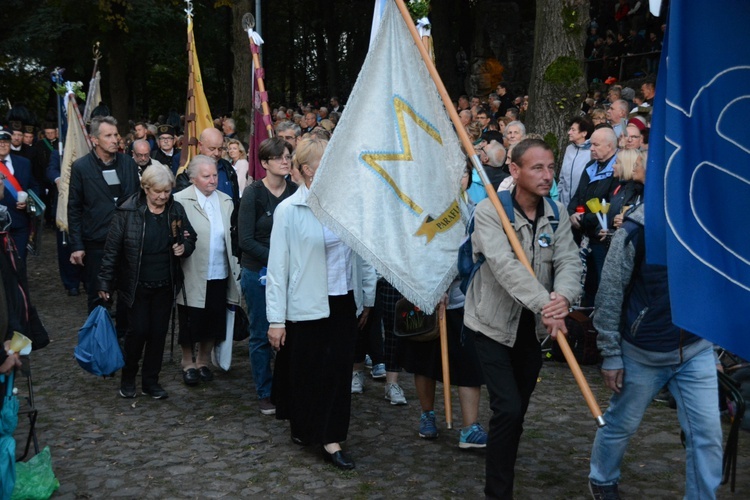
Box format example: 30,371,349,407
74,306,125,376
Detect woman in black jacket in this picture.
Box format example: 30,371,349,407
606,149,644,232
98,164,196,400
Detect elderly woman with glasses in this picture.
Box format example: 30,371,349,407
238,137,297,416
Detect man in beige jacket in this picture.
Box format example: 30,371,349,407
464,138,582,499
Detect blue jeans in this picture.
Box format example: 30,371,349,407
589,346,723,498
241,268,273,400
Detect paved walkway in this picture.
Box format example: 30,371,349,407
11,251,749,499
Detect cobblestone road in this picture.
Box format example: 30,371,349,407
10,251,749,499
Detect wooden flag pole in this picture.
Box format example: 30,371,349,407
416,21,454,429
392,0,604,427
243,14,274,138
69,97,92,150
248,46,273,137
438,303,453,429
179,20,198,172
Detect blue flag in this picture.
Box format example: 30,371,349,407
645,0,750,360
50,71,68,146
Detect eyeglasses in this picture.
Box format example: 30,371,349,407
268,155,293,163
279,135,296,141
0,174,6,180
158,136,174,142
626,134,642,140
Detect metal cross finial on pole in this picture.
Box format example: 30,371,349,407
184,0,194,20
83,42,102,123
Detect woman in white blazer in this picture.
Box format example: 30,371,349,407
174,155,241,386
266,137,376,470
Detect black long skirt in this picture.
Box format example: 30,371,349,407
273,292,357,445
177,278,227,345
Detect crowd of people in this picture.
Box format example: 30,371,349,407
0,54,727,497
585,0,665,82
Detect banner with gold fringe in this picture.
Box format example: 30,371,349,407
307,0,464,313
179,2,214,172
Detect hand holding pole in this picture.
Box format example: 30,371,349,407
392,0,604,426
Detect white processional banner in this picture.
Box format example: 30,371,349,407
307,0,465,313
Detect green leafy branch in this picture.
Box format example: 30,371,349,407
54,81,86,101
407,0,431,21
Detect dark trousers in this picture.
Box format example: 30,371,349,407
122,285,172,389
10,227,29,263
473,309,542,500
83,242,106,312
56,230,82,291
84,242,128,335
354,290,384,365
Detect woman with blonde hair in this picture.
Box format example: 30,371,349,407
466,121,483,143
226,138,250,194
590,108,607,126
266,136,376,470
605,149,645,233
319,118,335,133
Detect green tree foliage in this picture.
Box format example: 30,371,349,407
261,0,374,107
2,0,590,142
0,0,209,127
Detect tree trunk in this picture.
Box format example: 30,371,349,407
324,4,340,98
107,41,130,135
286,0,296,105
231,0,253,140
526,0,589,160
314,19,328,97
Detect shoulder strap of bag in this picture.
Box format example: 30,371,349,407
498,190,559,232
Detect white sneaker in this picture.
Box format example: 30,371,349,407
384,382,407,405
371,363,386,379
351,371,365,394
